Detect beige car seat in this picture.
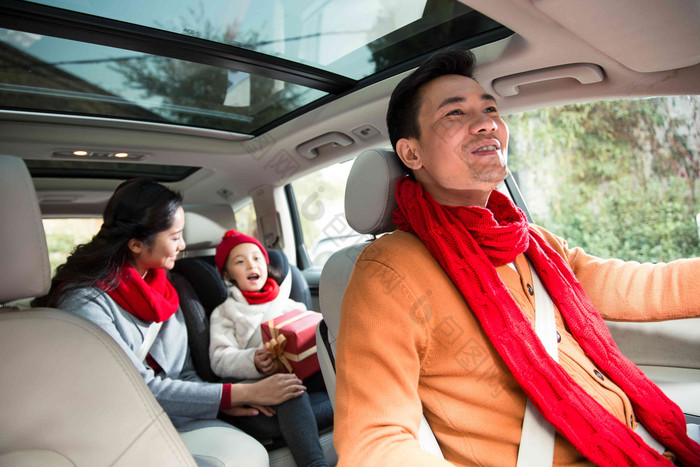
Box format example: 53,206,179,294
316,148,444,457
0,155,196,466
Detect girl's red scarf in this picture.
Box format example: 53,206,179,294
393,177,700,466
104,267,179,323
240,278,280,305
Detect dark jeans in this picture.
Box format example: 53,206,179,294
231,373,333,467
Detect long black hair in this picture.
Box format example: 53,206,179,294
37,178,183,307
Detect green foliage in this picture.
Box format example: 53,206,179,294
508,97,699,262
292,162,352,251
234,202,258,238
45,231,78,278
43,218,103,277
109,7,313,133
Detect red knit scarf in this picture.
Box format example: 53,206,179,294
393,177,700,466
104,266,179,323
240,277,280,305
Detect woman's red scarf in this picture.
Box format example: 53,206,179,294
104,266,179,323
393,177,700,467
240,277,280,305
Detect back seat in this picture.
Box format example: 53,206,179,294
173,204,314,380
172,249,310,381
173,203,337,466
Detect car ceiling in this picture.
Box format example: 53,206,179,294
0,0,698,216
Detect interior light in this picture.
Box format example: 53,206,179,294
73,150,88,156
114,152,129,158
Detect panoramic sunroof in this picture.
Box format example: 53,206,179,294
0,0,511,134
0,27,325,134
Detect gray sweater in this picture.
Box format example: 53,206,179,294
59,286,223,428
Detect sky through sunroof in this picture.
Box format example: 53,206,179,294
0,0,509,134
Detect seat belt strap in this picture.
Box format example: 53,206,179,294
635,423,666,454
135,321,163,362
516,262,558,467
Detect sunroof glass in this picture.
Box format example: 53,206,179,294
0,27,326,134
24,0,505,80
2,1,510,134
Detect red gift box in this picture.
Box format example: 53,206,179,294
261,309,323,381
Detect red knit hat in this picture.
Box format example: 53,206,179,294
215,229,269,272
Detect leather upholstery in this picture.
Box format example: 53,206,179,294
0,155,51,304
318,149,444,458
318,148,408,392
0,155,195,466
0,310,196,466
182,203,237,256
344,148,408,236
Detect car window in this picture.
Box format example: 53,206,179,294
42,218,103,276
234,200,259,239
507,96,700,262
291,159,372,267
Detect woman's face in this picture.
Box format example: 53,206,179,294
129,206,186,276
223,242,268,292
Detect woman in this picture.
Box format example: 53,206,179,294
38,178,306,466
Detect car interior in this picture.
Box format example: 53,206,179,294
1,0,699,465
0,154,197,466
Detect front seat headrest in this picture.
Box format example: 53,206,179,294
182,204,237,254
0,155,51,304
344,148,409,236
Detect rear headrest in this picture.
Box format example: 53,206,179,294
0,155,51,304
182,204,237,255
345,148,409,236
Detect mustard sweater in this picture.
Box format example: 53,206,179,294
334,226,700,466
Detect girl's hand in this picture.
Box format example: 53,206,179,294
248,373,306,406
250,405,276,417
220,406,260,417
254,348,278,375
220,405,275,417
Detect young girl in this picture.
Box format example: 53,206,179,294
210,229,331,467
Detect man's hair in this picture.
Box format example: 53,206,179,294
386,48,477,151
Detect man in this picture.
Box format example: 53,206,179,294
333,48,700,466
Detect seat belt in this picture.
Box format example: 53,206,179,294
135,321,163,362
516,262,558,467
513,264,670,464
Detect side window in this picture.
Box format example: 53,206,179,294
42,218,103,277
234,200,258,238
291,159,371,267
507,96,700,262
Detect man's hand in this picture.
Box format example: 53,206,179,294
254,347,279,375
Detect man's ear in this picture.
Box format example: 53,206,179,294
396,138,423,171
128,238,143,255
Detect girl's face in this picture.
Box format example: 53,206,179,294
223,242,268,292
129,206,186,276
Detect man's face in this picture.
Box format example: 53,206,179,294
396,74,509,207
